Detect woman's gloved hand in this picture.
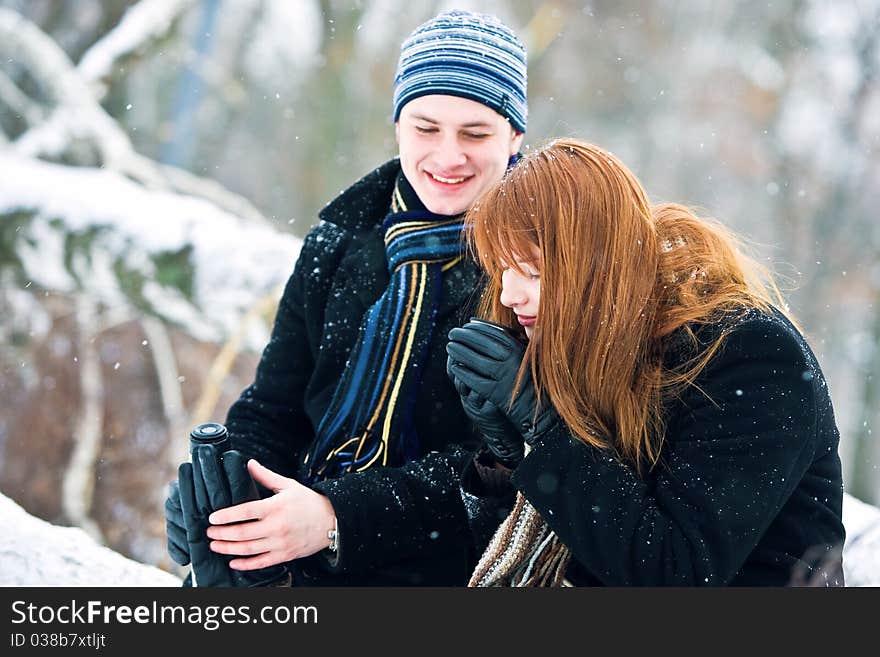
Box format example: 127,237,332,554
447,363,525,467
446,319,558,446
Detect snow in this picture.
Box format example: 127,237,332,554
802,0,860,42
1,488,876,585
841,492,880,586
0,493,181,586
243,0,322,85
0,153,302,347
77,0,195,83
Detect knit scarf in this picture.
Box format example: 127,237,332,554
305,173,464,483
469,491,572,587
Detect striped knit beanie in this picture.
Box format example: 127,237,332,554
392,9,528,132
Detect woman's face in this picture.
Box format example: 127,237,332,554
499,251,541,339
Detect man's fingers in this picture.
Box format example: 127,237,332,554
208,499,264,526
195,444,232,511
165,480,182,512
177,463,199,523
206,518,267,543
167,530,189,566
222,450,260,505
247,459,294,493
229,552,288,572
210,536,273,557
191,452,212,516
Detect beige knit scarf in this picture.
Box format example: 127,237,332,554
468,491,572,587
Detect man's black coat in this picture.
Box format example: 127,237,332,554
225,159,503,585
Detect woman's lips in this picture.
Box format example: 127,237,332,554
516,315,536,327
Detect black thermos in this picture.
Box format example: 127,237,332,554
189,422,231,454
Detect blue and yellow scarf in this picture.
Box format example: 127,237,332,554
305,173,464,483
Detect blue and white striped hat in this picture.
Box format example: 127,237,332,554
392,9,528,133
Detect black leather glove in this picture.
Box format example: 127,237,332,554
164,479,189,566
447,319,558,445
176,444,289,587
447,354,525,468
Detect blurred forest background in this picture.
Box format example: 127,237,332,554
0,0,878,578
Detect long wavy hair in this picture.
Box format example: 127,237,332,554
466,138,792,474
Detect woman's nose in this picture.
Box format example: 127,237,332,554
500,272,525,308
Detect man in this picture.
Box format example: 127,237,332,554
165,9,527,585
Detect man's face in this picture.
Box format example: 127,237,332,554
395,95,524,216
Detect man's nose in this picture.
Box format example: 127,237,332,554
434,134,467,169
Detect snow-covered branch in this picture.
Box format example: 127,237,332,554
0,69,45,127
141,316,189,469
61,294,106,543
0,7,134,166
0,7,271,225
187,285,282,429
155,159,275,228
78,0,196,91
0,153,300,348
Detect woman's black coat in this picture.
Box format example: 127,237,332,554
224,159,501,585
511,308,846,585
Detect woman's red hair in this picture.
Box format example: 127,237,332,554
467,138,790,473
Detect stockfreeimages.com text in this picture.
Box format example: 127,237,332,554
11,599,317,631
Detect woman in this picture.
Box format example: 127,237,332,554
446,138,845,586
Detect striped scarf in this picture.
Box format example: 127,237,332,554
469,491,572,587
305,175,464,483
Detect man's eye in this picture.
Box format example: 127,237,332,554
465,132,490,139
415,126,437,134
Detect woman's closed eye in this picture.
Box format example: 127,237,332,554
519,264,541,280
499,259,540,280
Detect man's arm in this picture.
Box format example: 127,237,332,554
225,222,351,477
311,442,480,574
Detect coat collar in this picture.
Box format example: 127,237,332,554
318,158,401,234
322,157,484,319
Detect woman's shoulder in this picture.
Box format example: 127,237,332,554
666,305,813,371
716,306,810,361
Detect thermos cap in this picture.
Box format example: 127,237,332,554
468,317,527,344
190,422,228,444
